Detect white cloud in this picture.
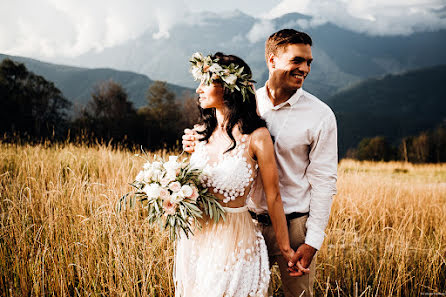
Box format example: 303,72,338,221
282,17,328,31
0,0,186,58
1,0,446,60
247,19,276,43
265,0,446,36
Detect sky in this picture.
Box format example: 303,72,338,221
1,0,445,59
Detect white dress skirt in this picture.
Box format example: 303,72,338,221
174,205,270,297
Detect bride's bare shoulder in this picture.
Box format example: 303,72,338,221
250,127,271,141
250,127,273,148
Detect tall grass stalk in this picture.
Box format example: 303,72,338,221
0,144,445,296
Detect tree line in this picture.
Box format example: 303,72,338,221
347,125,446,163
0,58,200,149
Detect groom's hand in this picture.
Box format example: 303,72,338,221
182,128,197,153
287,243,316,277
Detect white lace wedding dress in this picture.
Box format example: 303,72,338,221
174,134,270,297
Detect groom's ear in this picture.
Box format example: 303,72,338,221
267,53,276,70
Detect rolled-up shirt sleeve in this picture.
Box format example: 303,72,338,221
305,111,338,250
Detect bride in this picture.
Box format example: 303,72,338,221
175,52,293,297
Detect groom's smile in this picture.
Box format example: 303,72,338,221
270,43,313,91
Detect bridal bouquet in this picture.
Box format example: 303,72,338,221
117,154,225,240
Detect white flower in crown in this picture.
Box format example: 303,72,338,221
209,63,223,73
189,52,256,102
191,52,204,61
191,67,202,80
222,74,237,85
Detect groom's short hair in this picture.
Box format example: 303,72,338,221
265,29,312,61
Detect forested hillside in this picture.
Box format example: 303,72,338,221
0,54,193,108
327,65,446,155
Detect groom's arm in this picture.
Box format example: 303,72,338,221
305,111,338,250
288,111,337,276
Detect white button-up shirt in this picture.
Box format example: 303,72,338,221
248,85,338,250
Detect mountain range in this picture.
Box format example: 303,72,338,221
51,11,446,101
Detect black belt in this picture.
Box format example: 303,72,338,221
249,211,308,226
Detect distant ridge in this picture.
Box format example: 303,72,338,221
51,11,446,100
0,53,194,108
327,64,446,155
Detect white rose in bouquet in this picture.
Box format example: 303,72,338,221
135,170,144,182
168,156,178,163
164,156,181,172
169,181,182,193
162,199,177,215
143,169,153,183
151,161,163,170
152,169,163,182
180,185,193,198
159,188,170,200
171,192,184,203
188,185,200,202
165,170,177,182
160,176,173,187
143,183,161,199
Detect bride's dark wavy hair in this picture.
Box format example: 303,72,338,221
197,52,266,153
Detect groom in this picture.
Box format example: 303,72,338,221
183,29,337,297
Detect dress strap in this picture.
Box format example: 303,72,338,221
222,205,249,213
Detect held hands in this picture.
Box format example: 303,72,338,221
182,128,198,153
281,247,296,267
287,243,316,277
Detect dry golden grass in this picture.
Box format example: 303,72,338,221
0,143,445,296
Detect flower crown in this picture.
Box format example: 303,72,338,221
189,52,256,102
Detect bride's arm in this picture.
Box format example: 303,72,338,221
250,127,293,260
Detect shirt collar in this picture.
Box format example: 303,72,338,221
264,85,303,110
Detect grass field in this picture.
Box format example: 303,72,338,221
0,142,445,296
